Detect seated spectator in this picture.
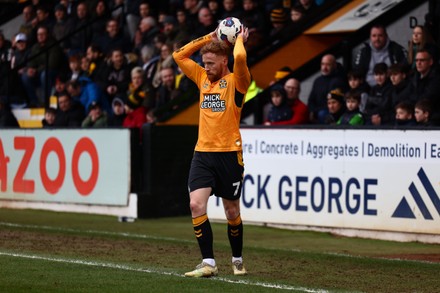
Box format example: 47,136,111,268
123,91,147,129
19,5,35,45
134,16,160,55
207,0,224,21
69,2,93,55
66,77,109,115
68,54,86,81
414,99,433,126
352,24,407,87
21,25,67,107
52,3,74,52
394,101,416,126
364,63,393,125
269,7,289,37
125,1,153,42
85,44,106,81
337,90,364,125
264,84,292,125
388,63,413,110
323,88,345,125
407,25,438,71
42,107,57,128
81,101,108,127
53,91,85,127
108,96,126,127
241,0,268,50
410,49,440,123
220,0,243,19
308,54,348,123
162,15,189,46
129,66,155,110
94,19,132,56
347,69,370,113
290,3,305,23
193,7,218,39
90,0,111,41
0,97,20,128
9,33,30,107
97,48,133,104
267,78,308,125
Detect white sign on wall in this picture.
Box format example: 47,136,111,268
0,129,130,206
208,129,440,235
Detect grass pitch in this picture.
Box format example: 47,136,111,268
0,209,439,292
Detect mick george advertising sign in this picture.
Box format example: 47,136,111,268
0,129,130,206
207,128,440,235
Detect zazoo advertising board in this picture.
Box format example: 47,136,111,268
0,129,130,206
208,128,440,235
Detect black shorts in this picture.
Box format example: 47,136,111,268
188,151,244,200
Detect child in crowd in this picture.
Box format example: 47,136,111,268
337,90,364,125
394,101,416,126
42,107,57,128
414,99,433,126
347,69,369,112
324,88,346,125
264,84,292,125
388,63,413,110
364,63,393,125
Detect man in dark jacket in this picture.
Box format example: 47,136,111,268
353,24,407,87
308,54,348,123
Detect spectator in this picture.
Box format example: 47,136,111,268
290,3,305,23
52,3,74,52
69,2,93,55
90,0,111,41
126,1,152,41
94,19,132,56
337,90,364,125
85,44,106,82
0,33,12,100
134,16,160,55
42,107,57,128
108,96,126,127
68,54,85,81
323,88,345,125
207,0,224,21
220,0,243,19
241,0,267,50
183,0,202,34
66,77,109,115
19,5,35,45
98,48,133,104
307,54,348,123
353,24,407,87
81,101,108,127
269,7,289,37
268,78,308,125
364,63,393,125
414,99,433,126
410,49,440,122
21,25,66,107
394,101,416,126
0,97,20,128
407,25,438,71
162,15,188,46
9,33,30,107
193,7,217,39
296,0,317,15
388,63,413,110
347,69,369,113
129,66,155,110
123,91,148,129
53,91,85,127
32,5,55,38
155,66,179,109
264,84,292,125
151,43,174,88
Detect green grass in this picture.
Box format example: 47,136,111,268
0,209,439,292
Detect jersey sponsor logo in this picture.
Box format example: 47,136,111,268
219,79,227,89
392,168,440,219
201,93,226,112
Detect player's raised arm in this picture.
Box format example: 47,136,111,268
233,26,251,94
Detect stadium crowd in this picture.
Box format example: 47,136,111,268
0,0,439,128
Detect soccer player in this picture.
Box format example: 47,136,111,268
173,27,251,277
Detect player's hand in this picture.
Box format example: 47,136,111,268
211,29,218,41
239,26,249,43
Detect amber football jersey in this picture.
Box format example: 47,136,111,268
173,34,251,152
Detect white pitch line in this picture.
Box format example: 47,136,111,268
0,251,328,293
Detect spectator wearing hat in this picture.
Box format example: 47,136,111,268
264,84,292,125
270,8,288,36
308,54,348,124
108,96,126,127
323,88,346,125
81,101,108,128
9,33,30,107
337,90,364,126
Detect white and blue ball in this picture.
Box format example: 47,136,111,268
216,17,242,46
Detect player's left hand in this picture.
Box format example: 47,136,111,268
211,28,218,41
239,26,249,43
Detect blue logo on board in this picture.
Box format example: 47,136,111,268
392,168,440,220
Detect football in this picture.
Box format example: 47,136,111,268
216,17,242,46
